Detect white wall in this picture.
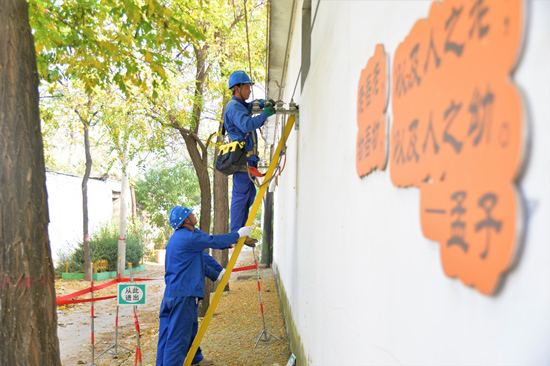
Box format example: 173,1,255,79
273,1,550,365
46,171,122,262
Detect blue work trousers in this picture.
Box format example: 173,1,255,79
156,296,203,366
230,172,256,233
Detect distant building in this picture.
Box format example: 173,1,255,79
45,171,125,263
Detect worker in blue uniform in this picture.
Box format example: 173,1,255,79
156,205,253,366
223,70,276,232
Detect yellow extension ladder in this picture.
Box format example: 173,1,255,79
184,114,296,366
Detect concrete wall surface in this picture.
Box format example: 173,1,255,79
46,171,122,262
272,1,550,365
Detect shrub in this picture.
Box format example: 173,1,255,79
55,221,145,275
55,244,83,275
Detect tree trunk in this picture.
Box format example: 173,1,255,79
200,247,211,317
188,44,213,317
211,158,230,292
191,45,212,234
174,127,212,317
0,0,62,363
182,134,212,316
82,121,92,281
118,153,129,277
182,135,212,235
212,98,231,293
130,183,137,229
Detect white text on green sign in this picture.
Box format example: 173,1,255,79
118,283,146,306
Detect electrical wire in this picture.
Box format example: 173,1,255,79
246,0,316,187
248,110,290,190
277,0,297,102
243,0,254,100
267,0,296,177
291,0,321,101
265,0,270,100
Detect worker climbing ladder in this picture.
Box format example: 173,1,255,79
183,111,297,366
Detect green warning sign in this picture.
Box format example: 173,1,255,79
286,354,296,366
118,283,146,306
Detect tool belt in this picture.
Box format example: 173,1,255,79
215,141,248,176
217,99,259,175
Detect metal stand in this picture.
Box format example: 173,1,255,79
96,258,133,360
90,263,97,366
251,248,286,349
130,263,142,366
134,305,142,366
96,306,133,359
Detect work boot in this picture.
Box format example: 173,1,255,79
244,237,258,247
192,359,214,365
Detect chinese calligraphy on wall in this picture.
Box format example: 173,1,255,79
356,0,525,295
356,44,389,177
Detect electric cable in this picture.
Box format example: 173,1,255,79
243,0,308,188
277,0,297,102
265,0,270,100
264,0,320,186
248,110,288,190
243,0,254,100
266,0,320,184
291,0,321,101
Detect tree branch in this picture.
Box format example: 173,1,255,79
205,131,217,152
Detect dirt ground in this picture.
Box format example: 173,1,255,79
56,247,291,366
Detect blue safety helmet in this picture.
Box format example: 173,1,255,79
228,71,254,89
169,205,193,229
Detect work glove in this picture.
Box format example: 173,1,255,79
265,99,276,107
237,226,252,238
263,107,275,117
244,237,258,248
216,268,226,281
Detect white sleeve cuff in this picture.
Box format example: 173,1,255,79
216,268,226,281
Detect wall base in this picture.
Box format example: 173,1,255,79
273,264,308,366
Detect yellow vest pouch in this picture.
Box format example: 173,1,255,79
215,141,248,176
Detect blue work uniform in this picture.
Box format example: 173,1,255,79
203,251,223,282
156,227,239,366
223,96,268,232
